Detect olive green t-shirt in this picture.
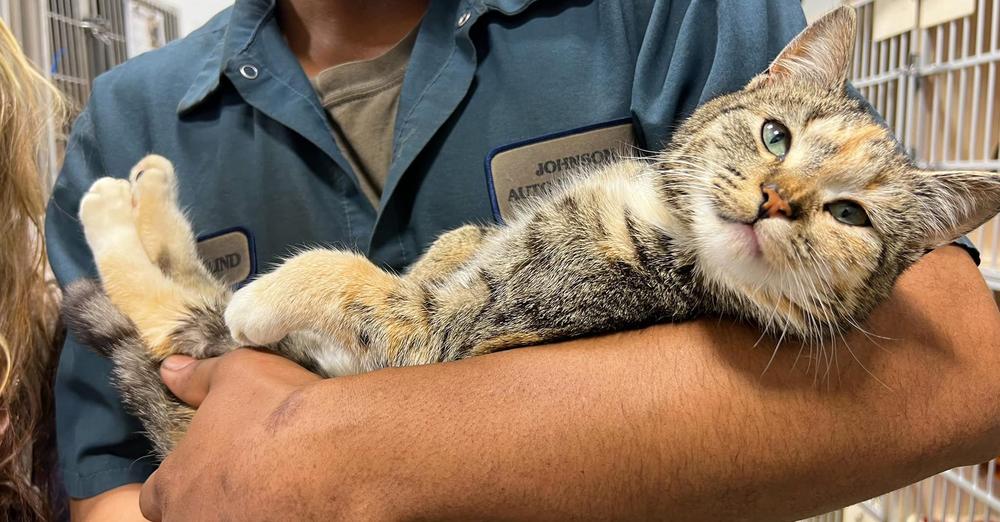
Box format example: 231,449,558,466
312,29,418,205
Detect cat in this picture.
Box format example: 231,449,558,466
63,6,1000,459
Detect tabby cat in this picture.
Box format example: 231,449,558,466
64,7,1000,459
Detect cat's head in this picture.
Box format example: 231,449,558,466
660,7,1000,341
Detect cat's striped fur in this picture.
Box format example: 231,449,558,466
63,7,1000,459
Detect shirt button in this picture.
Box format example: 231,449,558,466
239,64,259,80
457,11,471,27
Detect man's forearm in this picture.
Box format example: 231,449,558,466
267,246,999,521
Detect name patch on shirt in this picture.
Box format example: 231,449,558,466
196,228,256,286
485,118,636,223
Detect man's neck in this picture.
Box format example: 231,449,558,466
278,0,430,78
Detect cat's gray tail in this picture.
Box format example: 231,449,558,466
61,279,190,459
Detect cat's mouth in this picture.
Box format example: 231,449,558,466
716,214,762,258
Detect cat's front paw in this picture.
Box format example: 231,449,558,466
79,177,136,253
224,281,292,347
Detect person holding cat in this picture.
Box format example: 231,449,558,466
46,0,1000,520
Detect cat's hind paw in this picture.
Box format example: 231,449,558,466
79,177,136,253
129,154,176,186
224,281,292,347
131,162,177,208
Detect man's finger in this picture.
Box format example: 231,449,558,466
160,355,218,407
139,470,163,522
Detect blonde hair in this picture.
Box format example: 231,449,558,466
0,18,65,521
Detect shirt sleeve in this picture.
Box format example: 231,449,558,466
629,0,807,149
952,235,981,265
46,107,157,499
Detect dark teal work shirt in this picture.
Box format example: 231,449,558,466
48,0,820,498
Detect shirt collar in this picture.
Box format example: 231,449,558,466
480,0,536,16
176,0,540,116
177,0,276,114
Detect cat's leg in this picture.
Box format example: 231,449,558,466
224,249,438,367
124,156,239,359
226,223,489,358
79,177,199,358
227,224,494,369
128,155,220,296
405,224,487,283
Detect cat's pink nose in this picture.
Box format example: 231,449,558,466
759,184,794,220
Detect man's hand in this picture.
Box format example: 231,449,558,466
137,246,1000,522
138,350,321,521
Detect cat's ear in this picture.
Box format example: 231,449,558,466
749,7,857,91
911,169,1000,248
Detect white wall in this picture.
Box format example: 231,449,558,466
800,0,844,23
154,0,233,36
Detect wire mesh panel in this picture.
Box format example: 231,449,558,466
803,463,1000,522
851,0,919,155
0,0,179,181
801,3,1000,520
808,510,845,522
852,462,999,522
47,0,92,113
45,0,178,115
918,0,1000,284
88,0,128,79
846,0,1000,287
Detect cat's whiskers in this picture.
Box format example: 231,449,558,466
772,235,847,381
801,249,848,381
787,247,826,366
744,281,779,349
761,306,792,377
666,154,735,179
751,269,782,349
803,247,891,347
796,246,891,388
803,259,855,384
668,157,744,194
758,247,815,376
840,333,891,389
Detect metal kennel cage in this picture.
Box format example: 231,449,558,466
802,3,1000,520
843,0,1000,288
45,0,178,118
1,0,179,184
805,462,999,522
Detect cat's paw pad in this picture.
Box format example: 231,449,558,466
79,178,135,243
224,282,291,347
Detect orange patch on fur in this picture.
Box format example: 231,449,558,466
834,124,887,163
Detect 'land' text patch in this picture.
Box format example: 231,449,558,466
196,228,255,286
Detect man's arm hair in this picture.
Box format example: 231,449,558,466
269,246,999,521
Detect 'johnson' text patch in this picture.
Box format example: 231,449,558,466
485,118,636,223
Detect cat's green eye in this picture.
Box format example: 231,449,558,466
826,201,871,227
761,120,791,158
